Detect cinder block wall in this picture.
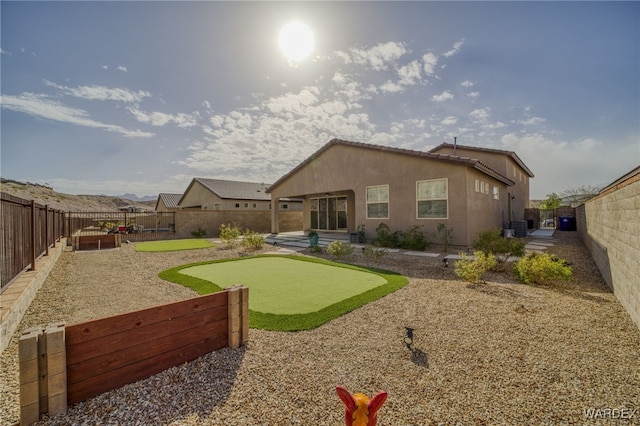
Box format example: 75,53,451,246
577,175,640,329
173,210,302,239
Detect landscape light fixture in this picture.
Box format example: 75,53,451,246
403,327,414,350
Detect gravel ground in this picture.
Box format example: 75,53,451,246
1,233,639,425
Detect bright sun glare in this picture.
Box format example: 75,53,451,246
278,21,314,63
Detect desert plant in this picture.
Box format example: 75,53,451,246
436,223,454,252
362,245,387,264
513,253,573,285
454,250,497,284
241,230,265,250
473,228,525,270
326,241,354,260
219,223,241,248
373,223,402,248
191,227,207,238
399,225,431,251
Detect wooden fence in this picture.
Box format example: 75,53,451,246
19,286,249,425
1,193,66,292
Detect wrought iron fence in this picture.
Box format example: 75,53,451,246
65,210,176,241
1,193,65,292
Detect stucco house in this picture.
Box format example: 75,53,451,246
178,178,303,211
155,193,182,212
267,139,534,247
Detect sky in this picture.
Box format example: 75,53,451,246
1,1,639,200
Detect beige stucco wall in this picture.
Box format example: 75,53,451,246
576,175,640,329
433,146,530,221
270,144,511,246
173,210,302,238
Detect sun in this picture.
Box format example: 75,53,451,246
278,21,314,63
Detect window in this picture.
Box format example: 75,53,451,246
417,178,448,219
252,203,257,208
235,203,240,208
244,203,249,208
366,185,389,219
484,181,489,194
475,179,480,193
280,204,289,209
493,186,499,200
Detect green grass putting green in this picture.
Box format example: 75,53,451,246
159,255,408,331
136,238,214,252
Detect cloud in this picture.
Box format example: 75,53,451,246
432,91,453,102
443,40,464,57
44,80,151,103
467,91,480,98
441,116,458,126
380,80,404,93
117,65,128,72
1,93,154,138
461,80,475,87
336,41,408,71
422,53,438,75
129,108,199,128
519,116,546,126
469,107,491,122
397,60,422,86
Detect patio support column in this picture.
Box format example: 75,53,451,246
270,196,280,234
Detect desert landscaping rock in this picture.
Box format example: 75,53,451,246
1,233,639,425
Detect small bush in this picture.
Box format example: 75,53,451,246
219,223,241,248
436,223,454,252
362,245,387,264
373,223,402,248
191,227,207,238
326,241,354,260
399,225,431,251
514,253,573,285
309,245,323,253
454,251,497,284
473,228,525,270
242,230,265,251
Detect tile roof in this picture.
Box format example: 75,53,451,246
193,178,272,201
429,142,535,177
268,138,515,192
156,193,182,209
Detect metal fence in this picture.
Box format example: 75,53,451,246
1,193,66,292
65,210,176,241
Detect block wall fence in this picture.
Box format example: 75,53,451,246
19,286,249,425
173,210,302,239
576,171,640,329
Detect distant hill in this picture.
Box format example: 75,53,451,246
116,193,158,202
1,179,156,211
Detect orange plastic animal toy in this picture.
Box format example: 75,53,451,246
336,385,388,426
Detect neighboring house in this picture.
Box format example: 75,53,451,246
118,205,147,213
267,139,534,246
155,193,182,212
178,178,302,211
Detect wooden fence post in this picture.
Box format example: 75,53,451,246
19,323,67,425
19,329,40,425
227,285,249,349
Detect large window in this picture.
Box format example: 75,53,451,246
310,196,347,230
417,178,448,219
366,185,389,219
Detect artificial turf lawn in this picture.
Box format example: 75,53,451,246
158,255,408,331
135,238,214,252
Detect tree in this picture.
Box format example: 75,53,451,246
539,192,562,210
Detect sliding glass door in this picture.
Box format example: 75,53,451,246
310,196,347,231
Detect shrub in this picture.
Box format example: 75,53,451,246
326,241,354,260
473,228,525,270
191,227,207,238
241,230,265,251
309,244,323,253
362,245,387,264
514,253,573,285
219,223,241,248
436,223,454,252
454,251,497,284
399,225,431,251
373,223,401,248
